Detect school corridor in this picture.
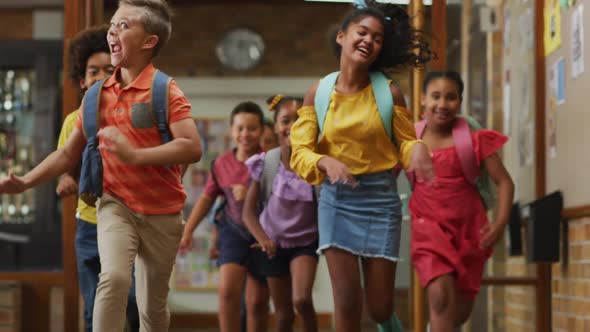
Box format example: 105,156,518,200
0,0,588,331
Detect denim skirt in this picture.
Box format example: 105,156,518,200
317,171,402,261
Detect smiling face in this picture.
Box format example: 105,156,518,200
107,5,158,68
421,77,462,128
337,15,384,68
274,100,301,149
231,113,263,155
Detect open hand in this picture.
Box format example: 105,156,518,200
56,174,78,197
318,156,357,187
0,171,26,194
407,143,434,184
480,222,506,249
97,126,137,164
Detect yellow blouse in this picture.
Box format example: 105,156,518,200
290,83,421,185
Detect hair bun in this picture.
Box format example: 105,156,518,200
267,95,285,112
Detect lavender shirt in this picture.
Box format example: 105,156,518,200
246,152,318,248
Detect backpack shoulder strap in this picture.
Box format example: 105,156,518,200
415,119,427,138
453,117,479,185
260,147,281,205
209,158,220,188
151,70,173,144
314,71,339,135
460,114,483,130
82,79,107,145
369,71,394,140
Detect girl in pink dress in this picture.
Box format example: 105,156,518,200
409,71,514,332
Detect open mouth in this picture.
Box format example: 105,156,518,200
356,45,370,57
110,41,122,54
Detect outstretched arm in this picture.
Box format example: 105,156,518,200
480,153,515,248
179,193,216,253
0,127,86,194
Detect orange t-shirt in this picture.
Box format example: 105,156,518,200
77,64,192,215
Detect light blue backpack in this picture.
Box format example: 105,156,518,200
314,71,397,142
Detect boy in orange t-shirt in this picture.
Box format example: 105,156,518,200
0,1,202,331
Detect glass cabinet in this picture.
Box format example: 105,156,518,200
0,40,63,271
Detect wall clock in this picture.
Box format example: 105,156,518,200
216,28,265,71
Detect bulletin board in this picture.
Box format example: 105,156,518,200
503,0,537,205
172,118,232,291
544,1,590,208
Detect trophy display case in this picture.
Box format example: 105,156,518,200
0,41,63,271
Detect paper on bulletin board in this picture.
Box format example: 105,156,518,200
556,57,566,105
544,0,562,56
503,73,511,135
571,4,585,78
547,98,558,159
504,9,511,52
518,8,534,51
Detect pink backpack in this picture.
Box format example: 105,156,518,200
408,116,496,210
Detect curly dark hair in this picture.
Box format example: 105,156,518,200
332,0,434,71
423,70,464,99
67,25,110,87
266,95,303,123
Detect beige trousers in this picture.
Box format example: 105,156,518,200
92,193,183,332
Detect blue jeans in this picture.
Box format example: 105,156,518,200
75,219,140,332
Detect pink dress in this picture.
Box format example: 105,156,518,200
409,130,507,298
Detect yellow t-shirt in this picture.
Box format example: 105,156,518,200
57,110,97,224
290,83,421,185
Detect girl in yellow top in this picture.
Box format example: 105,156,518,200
290,1,433,331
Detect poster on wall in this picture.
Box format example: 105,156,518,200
571,4,585,78
503,72,511,135
548,98,558,159
173,118,233,291
518,8,534,52
544,0,562,56
518,123,535,167
556,57,566,105
504,9,511,52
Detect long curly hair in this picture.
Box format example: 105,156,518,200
67,25,110,86
332,0,434,71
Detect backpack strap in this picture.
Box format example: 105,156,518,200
369,71,394,140
415,119,427,139
314,71,339,135
260,147,281,206
82,79,107,144
314,71,395,142
452,117,480,185
151,70,173,144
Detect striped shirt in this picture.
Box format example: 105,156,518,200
77,64,192,215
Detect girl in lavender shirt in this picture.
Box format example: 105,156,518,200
243,95,319,332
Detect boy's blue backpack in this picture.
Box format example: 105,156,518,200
314,71,397,143
78,70,173,207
